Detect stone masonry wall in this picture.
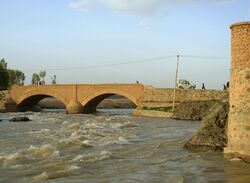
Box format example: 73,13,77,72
138,86,228,108
224,22,250,162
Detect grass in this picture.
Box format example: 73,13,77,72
142,106,172,112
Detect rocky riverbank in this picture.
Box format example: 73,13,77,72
135,100,224,120
134,99,230,152
183,101,229,152
171,100,223,120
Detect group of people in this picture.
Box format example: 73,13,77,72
38,81,45,85
201,82,229,90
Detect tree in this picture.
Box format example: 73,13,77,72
0,58,26,89
8,69,25,86
51,75,57,84
31,73,40,84
0,59,7,69
0,59,10,90
39,70,46,83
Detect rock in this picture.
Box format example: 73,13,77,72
0,119,2,122
172,101,222,120
10,117,31,122
183,101,229,152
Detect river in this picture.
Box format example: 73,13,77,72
0,109,250,183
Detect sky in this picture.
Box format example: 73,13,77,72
0,0,249,89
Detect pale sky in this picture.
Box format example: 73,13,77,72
0,0,249,89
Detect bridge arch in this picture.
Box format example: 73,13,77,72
16,89,68,112
81,89,138,113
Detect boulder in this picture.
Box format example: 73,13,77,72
183,101,229,152
9,117,31,122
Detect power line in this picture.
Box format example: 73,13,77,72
0,55,177,72
0,54,229,72
0,55,176,72
180,55,229,60
41,55,177,71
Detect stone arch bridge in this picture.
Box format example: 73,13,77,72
9,84,145,114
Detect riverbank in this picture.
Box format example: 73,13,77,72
134,86,228,119
183,101,229,152
134,100,225,120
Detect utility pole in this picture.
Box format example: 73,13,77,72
172,55,179,112
75,84,78,101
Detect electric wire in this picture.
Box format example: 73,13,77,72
0,55,229,72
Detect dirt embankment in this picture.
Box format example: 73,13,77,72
183,101,229,152
169,100,229,152
172,100,224,121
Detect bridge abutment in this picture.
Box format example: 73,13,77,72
66,100,83,114
224,22,250,162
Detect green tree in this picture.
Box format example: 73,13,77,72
39,70,46,83
0,59,10,90
31,73,40,84
0,59,7,69
8,69,25,86
51,75,57,84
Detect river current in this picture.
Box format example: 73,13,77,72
0,109,250,183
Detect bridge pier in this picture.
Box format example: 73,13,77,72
66,100,83,114
224,22,250,162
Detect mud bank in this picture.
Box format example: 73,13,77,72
183,101,229,152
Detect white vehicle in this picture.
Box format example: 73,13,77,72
177,79,196,89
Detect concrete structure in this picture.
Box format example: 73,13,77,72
9,84,144,114
224,22,250,162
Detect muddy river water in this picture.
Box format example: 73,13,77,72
0,109,250,183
